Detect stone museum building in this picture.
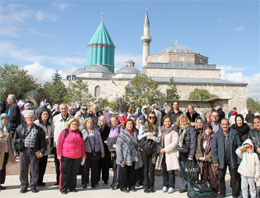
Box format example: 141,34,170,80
64,11,247,112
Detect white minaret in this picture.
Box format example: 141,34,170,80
141,10,152,67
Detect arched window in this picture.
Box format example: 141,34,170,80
94,85,100,97
179,56,184,62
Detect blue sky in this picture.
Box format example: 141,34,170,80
0,0,259,98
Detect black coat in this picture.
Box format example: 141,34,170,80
217,108,225,121
7,103,21,132
211,128,241,169
167,109,183,124
99,125,111,154
12,123,47,154
186,112,199,123
248,128,260,159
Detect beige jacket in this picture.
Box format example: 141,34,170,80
0,133,15,170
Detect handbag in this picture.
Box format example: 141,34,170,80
185,160,200,182
176,144,190,154
107,137,117,152
14,139,25,152
87,151,101,160
138,137,157,155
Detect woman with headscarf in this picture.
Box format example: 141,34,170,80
232,114,250,142
195,117,204,135
138,111,161,193
0,113,15,190
195,123,218,193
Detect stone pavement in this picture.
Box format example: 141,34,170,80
2,159,258,198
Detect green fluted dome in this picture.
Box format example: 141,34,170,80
88,22,114,46
87,20,115,73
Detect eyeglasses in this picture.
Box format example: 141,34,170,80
149,116,156,119
82,109,87,110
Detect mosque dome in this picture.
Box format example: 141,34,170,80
72,67,87,75
86,65,111,73
158,44,195,54
117,66,141,74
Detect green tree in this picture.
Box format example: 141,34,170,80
0,64,39,100
43,71,67,104
64,79,93,106
125,74,166,107
188,88,218,100
94,98,110,111
167,77,180,100
247,98,260,112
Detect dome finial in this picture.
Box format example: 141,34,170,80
101,12,104,22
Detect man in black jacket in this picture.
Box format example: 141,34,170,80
6,94,21,134
248,116,260,159
211,119,241,198
12,110,46,193
167,101,183,124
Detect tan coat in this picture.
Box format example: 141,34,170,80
0,133,15,170
195,133,218,176
156,129,180,171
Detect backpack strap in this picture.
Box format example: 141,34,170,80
64,128,83,139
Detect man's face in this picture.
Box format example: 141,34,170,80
188,106,193,113
60,104,68,116
173,102,179,110
211,112,219,122
196,119,203,129
221,119,229,133
92,106,98,114
81,106,88,114
254,118,260,131
6,97,13,105
25,116,35,126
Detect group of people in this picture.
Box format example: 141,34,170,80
0,94,260,198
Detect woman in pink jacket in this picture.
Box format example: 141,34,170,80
56,118,86,194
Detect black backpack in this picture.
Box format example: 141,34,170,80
138,137,157,155
64,128,83,139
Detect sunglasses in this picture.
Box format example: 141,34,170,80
149,116,156,119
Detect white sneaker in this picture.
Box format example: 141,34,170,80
167,187,174,194
162,186,168,192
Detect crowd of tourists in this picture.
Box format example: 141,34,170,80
0,94,260,198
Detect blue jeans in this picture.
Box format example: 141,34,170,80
179,160,191,190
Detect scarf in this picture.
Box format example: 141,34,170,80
178,125,189,147
203,133,213,155
142,122,159,135
161,126,175,148
232,123,250,138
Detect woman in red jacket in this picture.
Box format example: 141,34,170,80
56,118,86,194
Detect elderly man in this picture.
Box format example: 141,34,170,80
248,116,260,159
74,105,89,130
210,110,221,133
167,101,183,124
12,110,46,193
6,94,21,134
52,104,73,185
212,119,241,198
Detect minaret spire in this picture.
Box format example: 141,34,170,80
101,12,104,22
141,9,152,68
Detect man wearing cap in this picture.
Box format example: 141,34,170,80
6,94,21,134
12,110,46,193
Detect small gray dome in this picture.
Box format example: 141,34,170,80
72,67,87,75
117,66,141,74
126,59,135,63
158,44,195,54
86,65,111,73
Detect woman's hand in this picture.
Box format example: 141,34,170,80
160,148,165,153
57,156,62,160
147,136,151,140
46,136,49,140
101,154,105,158
199,157,205,161
257,147,260,154
188,157,193,161
120,160,123,163
13,152,18,157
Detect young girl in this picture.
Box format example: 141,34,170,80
236,139,260,198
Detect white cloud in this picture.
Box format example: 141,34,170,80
23,63,77,83
234,26,244,32
51,2,70,11
35,10,56,22
217,65,260,99
0,26,22,37
0,41,85,67
27,27,56,39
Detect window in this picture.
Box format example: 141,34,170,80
94,86,100,97
179,56,184,62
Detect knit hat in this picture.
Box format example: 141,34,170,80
232,111,237,116
0,113,8,120
24,103,33,110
